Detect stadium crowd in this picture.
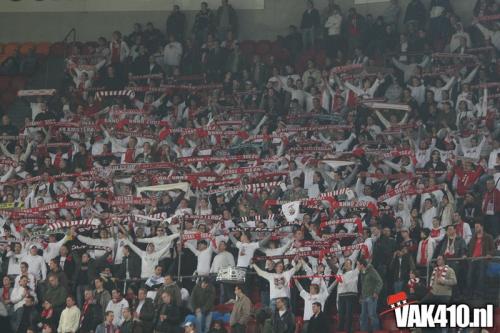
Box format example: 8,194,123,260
0,0,500,332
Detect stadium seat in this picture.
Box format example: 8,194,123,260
0,89,17,108
82,41,98,55
246,318,257,333
0,76,10,90
19,42,36,56
50,42,68,57
381,316,399,331
255,40,272,56
0,54,8,66
35,42,51,57
270,43,289,62
239,40,256,56
213,303,234,313
10,76,27,91
3,43,19,56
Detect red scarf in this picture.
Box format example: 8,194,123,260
124,148,135,163
455,222,464,238
431,228,441,238
53,152,63,169
419,239,429,265
407,277,420,291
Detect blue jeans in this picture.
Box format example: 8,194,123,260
195,311,212,333
261,290,270,308
360,296,380,332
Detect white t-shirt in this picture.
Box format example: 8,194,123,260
300,290,329,321
235,241,260,267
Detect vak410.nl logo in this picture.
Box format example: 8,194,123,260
381,292,494,328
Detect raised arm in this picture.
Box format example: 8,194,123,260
251,263,272,281
123,238,145,257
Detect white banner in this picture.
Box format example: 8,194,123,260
282,201,300,223
0,0,264,12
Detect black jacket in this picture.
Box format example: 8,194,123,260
372,235,397,274
118,253,142,280
154,303,181,333
54,255,76,284
271,309,295,333
120,318,143,333
307,311,329,333
166,11,186,39
134,298,155,333
389,253,415,283
435,236,467,258
80,302,103,333
300,8,320,29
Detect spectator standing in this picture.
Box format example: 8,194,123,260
307,302,328,333
79,289,103,333
229,285,252,333
467,222,495,298
57,296,80,333
358,258,383,332
95,311,118,333
215,0,238,40
423,255,457,303
166,5,186,42
193,2,215,44
300,0,321,50
191,278,216,333
324,5,343,57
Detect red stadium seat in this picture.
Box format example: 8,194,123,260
255,40,272,56
19,42,36,56
35,42,51,57
0,89,17,108
11,76,27,91
246,318,257,333
0,76,10,90
50,42,68,57
213,303,234,313
4,43,19,56
381,316,399,331
239,40,256,56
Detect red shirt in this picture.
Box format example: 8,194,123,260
472,236,483,257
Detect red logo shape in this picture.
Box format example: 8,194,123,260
380,292,417,316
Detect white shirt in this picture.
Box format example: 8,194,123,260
300,289,329,321
210,251,235,273
422,206,437,229
106,298,129,326
337,269,359,295
58,305,81,333
44,236,68,264
23,253,47,280
163,42,183,67
186,243,213,276
235,241,260,268
10,286,37,311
